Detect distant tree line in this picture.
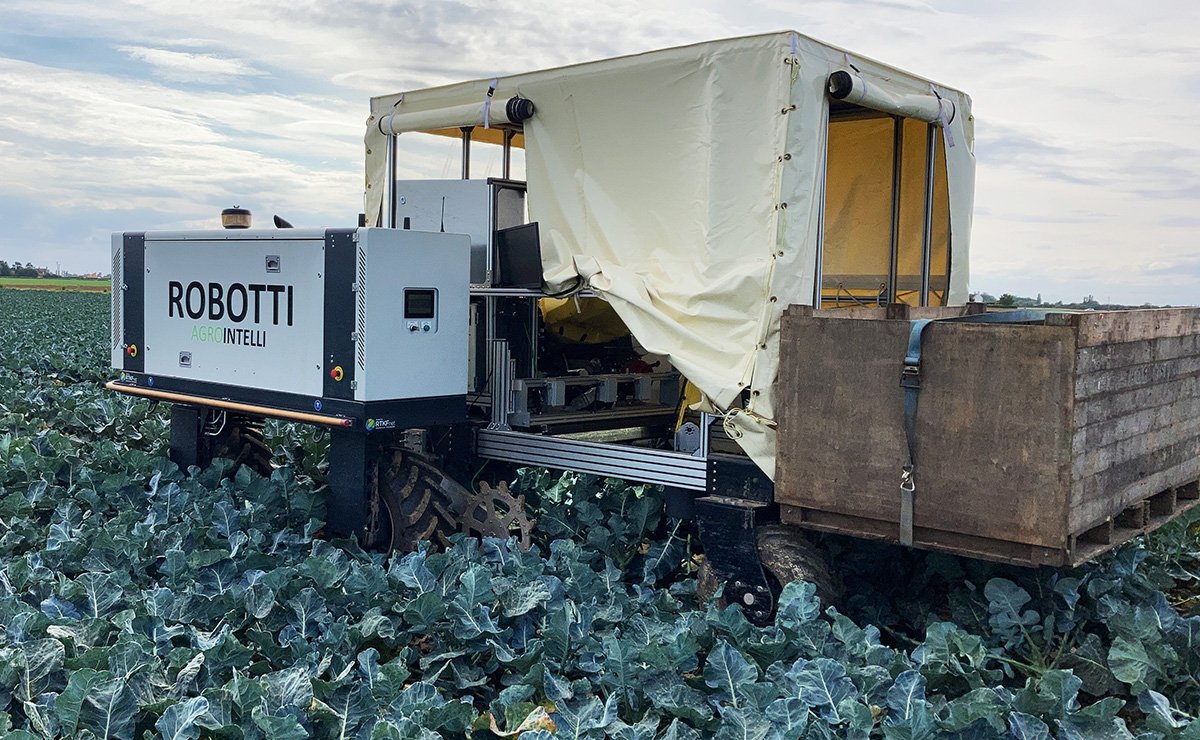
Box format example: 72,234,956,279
0,261,45,278
975,292,1161,310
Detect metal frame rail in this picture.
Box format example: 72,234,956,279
475,428,709,490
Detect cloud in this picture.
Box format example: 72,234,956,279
0,53,361,270
116,45,266,84
0,0,1197,303
1161,216,1200,228
974,128,1103,186
951,40,1050,64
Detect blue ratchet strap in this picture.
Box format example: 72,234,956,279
899,309,1056,547
899,320,933,547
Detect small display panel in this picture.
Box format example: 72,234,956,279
404,288,436,319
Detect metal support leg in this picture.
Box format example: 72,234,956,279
169,404,206,471
327,427,374,539
695,496,778,624
663,486,697,519
489,339,513,430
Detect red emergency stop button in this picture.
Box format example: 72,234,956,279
330,366,344,381
126,344,138,358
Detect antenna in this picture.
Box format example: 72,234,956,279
440,196,446,232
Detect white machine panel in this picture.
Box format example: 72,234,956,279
356,228,469,401
393,179,525,285
394,179,489,284
141,230,326,396
112,227,470,413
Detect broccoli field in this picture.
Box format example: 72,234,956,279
0,289,1198,739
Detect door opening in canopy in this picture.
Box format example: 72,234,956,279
817,103,951,308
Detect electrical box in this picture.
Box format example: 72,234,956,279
111,227,469,428
392,178,525,285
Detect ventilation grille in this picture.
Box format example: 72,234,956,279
355,246,367,371
111,248,122,352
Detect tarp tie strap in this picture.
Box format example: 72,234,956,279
481,78,498,129
899,309,1057,546
782,34,801,82
788,34,800,83
722,407,777,441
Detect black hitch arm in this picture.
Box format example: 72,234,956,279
694,495,777,624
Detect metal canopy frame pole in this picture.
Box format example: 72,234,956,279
386,133,397,228
813,110,831,308
502,129,515,179
919,124,936,307
888,116,903,305
460,127,473,180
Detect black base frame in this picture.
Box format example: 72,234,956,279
694,453,780,624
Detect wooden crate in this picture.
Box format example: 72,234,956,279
775,306,1200,567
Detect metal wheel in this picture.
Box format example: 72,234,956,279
756,524,844,608
204,412,274,477
458,481,536,550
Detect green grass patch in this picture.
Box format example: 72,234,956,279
0,276,109,292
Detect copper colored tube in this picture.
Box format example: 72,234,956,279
105,381,353,427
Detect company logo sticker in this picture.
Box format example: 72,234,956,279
365,418,396,432
168,280,295,351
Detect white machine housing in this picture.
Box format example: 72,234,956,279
111,227,469,418
352,229,469,401
392,179,526,285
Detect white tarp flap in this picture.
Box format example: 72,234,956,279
365,32,975,479
521,35,789,412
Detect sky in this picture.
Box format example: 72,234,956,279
0,0,1197,304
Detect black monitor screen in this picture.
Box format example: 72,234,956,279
404,288,436,319
495,222,542,289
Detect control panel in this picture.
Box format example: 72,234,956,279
403,288,438,334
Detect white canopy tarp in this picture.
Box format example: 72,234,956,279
364,32,975,477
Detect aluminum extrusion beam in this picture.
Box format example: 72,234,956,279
476,429,708,490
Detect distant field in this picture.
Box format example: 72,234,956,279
0,276,109,292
